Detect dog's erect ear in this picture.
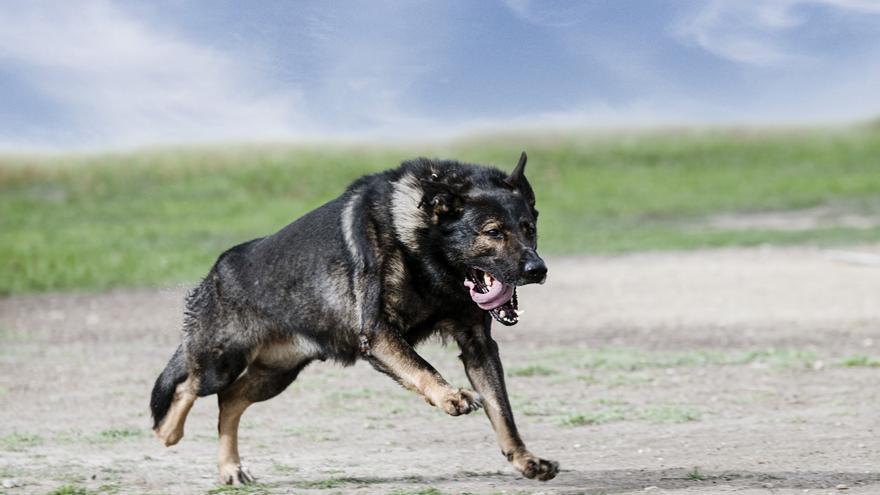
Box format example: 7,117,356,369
426,192,463,224
505,151,528,188
419,179,464,225
505,151,536,210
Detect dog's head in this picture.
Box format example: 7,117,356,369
412,152,545,326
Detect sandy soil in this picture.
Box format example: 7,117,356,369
1,245,879,495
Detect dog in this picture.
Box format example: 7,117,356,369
150,152,559,484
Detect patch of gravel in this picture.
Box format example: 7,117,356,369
701,206,880,232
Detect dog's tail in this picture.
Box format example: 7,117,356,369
150,344,188,429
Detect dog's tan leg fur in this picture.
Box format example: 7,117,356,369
217,395,253,484
369,330,482,416
456,325,559,481
215,370,261,485
154,376,198,447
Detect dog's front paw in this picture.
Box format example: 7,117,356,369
437,388,482,416
511,450,559,481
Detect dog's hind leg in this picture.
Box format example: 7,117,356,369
154,374,199,446
152,339,249,447
216,359,311,485
152,344,199,447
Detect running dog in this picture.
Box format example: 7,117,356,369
150,152,558,484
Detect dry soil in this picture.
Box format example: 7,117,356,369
1,245,879,495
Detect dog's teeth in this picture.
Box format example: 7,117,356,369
483,273,493,287
499,310,506,318
514,309,524,316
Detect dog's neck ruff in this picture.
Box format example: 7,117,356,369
389,170,522,326
390,174,425,252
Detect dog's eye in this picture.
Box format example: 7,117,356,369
485,228,503,239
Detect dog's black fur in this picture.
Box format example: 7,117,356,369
150,152,558,484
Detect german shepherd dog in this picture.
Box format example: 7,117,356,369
150,152,559,484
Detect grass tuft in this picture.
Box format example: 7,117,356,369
205,484,270,495
639,406,702,424
389,489,445,495
540,346,817,372
687,466,707,481
840,355,880,367
508,365,557,377
561,410,627,427
95,427,144,442
46,486,96,495
0,432,42,450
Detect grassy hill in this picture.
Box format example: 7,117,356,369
2,126,880,294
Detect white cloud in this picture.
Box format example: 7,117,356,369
672,1,806,66
673,0,880,67
0,0,306,149
811,0,880,13
500,0,584,27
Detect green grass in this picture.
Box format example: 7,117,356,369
508,364,557,377
204,484,270,495
294,478,351,489
537,346,818,371
560,404,701,427
94,427,145,442
271,462,299,475
561,410,627,426
687,467,707,481
3,127,880,293
0,432,42,450
840,355,880,367
46,486,97,495
292,476,418,489
389,489,446,495
638,406,702,423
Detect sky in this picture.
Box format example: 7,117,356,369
1,0,879,150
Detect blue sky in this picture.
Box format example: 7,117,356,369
1,0,879,150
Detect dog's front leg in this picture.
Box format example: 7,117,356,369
365,329,482,416
455,324,559,481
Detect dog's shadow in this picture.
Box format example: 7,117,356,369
262,467,880,493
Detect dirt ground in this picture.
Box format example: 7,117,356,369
1,245,879,495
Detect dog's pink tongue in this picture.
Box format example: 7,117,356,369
463,279,515,310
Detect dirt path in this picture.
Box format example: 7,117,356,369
1,246,879,495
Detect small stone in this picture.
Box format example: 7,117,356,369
2,479,18,488
836,484,849,490
644,486,658,491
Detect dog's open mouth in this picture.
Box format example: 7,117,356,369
463,268,519,326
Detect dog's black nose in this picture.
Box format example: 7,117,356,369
523,258,547,284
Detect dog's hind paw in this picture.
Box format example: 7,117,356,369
437,388,483,416
219,464,255,485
